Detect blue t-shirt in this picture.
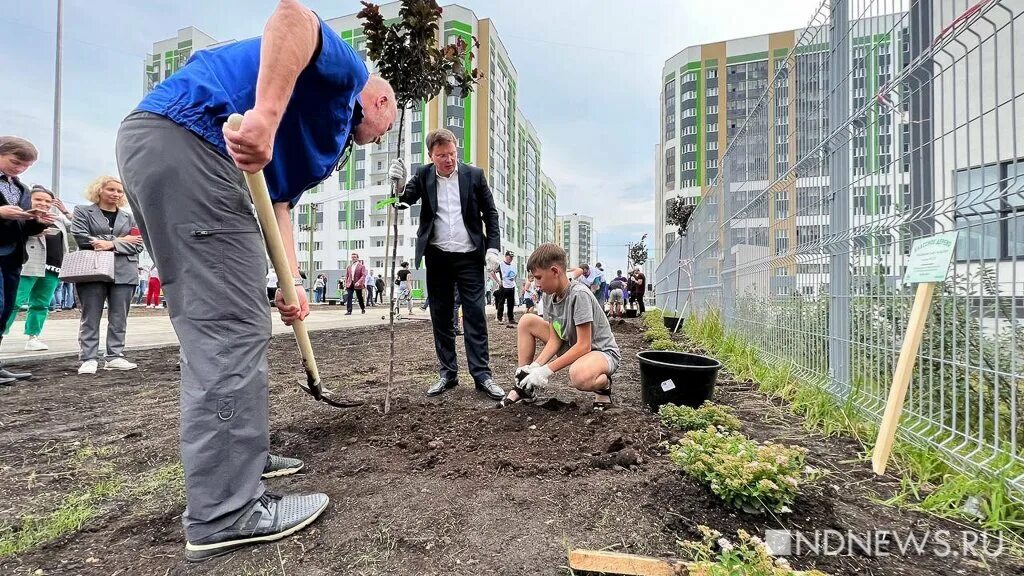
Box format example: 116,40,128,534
137,18,368,205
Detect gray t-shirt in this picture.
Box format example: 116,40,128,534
542,280,621,361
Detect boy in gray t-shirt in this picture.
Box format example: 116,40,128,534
498,243,621,409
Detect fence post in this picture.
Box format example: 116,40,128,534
828,0,852,394
720,155,735,328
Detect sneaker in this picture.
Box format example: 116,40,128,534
184,492,329,562
24,336,48,351
261,454,304,479
78,360,98,375
103,357,138,371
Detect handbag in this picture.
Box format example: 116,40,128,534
59,250,115,283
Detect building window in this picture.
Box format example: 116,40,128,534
707,123,718,133
706,105,719,115
955,160,1024,261
707,86,719,97
446,94,464,107
707,68,718,80
664,147,676,189
774,195,789,219
775,229,789,255
853,186,867,215
447,116,464,128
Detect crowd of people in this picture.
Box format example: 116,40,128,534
0,137,149,377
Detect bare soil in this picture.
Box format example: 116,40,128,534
0,317,1020,575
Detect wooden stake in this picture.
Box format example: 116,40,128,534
871,281,936,475
567,550,690,576
566,549,814,576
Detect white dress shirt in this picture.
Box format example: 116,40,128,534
430,166,475,253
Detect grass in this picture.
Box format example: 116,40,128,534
0,479,121,558
684,308,1024,546
1,439,189,559
131,462,186,505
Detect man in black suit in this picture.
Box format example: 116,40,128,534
0,136,55,384
389,128,505,400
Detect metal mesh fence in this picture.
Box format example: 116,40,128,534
656,0,1024,495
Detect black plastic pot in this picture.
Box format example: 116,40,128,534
636,351,722,411
663,316,684,333
624,308,638,318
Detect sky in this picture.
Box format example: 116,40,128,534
1,0,822,276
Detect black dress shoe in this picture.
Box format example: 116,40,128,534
426,376,459,397
475,378,505,401
0,368,32,380
0,376,16,386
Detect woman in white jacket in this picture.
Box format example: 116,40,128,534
3,185,71,350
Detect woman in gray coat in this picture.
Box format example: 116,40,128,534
71,176,145,374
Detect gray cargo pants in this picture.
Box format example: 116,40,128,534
116,111,270,542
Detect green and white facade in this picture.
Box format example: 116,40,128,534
656,16,910,292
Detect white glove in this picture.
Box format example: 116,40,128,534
515,362,540,382
388,158,406,183
519,365,553,393
486,248,501,272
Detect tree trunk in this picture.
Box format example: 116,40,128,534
384,108,407,414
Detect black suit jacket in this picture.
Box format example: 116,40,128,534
0,176,45,263
398,163,500,269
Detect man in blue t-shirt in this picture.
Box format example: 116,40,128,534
115,0,397,562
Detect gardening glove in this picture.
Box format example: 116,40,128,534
519,365,553,394
515,362,541,383
388,158,406,188
485,248,501,272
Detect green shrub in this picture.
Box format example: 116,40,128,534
681,526,830,576
644,326,671,342
669,427,812,513
660,402,741,432
650,338,682,351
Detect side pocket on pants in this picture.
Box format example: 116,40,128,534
179,224,263,322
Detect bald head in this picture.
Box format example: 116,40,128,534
354,75,398,145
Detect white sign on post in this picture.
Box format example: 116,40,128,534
872,230,958,475
902,230,959,285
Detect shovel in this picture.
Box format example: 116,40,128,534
227,113,360,409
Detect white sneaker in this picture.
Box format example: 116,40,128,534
104,357,138,371
78,360,98,375
24,336,48,351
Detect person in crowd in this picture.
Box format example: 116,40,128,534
135,265,150,304
485,276,494,307
0,136,55,384
595,263,609,313
146,265,162,308
490,250,516,326
395,261,413,316
608,270,629,321
365,268,376,306
71,176,144,374
117,0,398,560
3,186,71,351
311,273,324,304
267,271,279,305
375,273,386,307
54,279,75,310
343,252,366,315
390,127,505,401
630,266,647,316
522,275,538,315
499,244,620,409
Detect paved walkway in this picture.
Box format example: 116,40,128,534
0,303,431,362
